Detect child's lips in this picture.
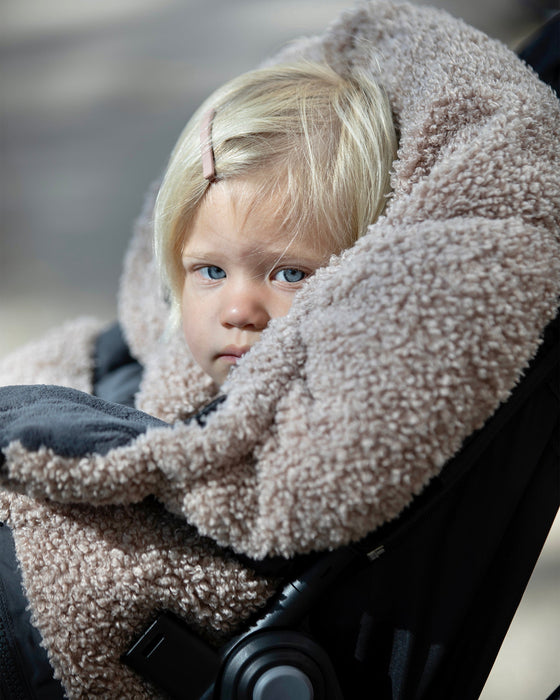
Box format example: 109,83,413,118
216,345,251,363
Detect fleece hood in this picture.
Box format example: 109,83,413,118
114,0,559,557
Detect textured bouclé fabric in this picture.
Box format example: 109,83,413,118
0,2,559,696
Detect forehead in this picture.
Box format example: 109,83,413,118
183,178,332,262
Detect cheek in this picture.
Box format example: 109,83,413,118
181,310,195,346
271,293,297,320
180,286,204,351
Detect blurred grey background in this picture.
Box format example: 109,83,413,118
1,1,558,698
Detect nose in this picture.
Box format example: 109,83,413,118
219,281,271,331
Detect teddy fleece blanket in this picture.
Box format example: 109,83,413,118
1,1,559,697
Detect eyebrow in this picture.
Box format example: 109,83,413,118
182,248,325,268
181,251,217,261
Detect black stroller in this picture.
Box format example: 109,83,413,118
125,23,560,699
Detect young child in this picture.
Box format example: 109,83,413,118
0,3,558,698
155,61,397,385
0,58,398,700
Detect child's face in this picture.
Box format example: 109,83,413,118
181,179,332,385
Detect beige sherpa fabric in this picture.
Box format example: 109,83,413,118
1,1,559,696
0,317,103,391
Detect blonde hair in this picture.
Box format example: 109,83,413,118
154,61,397,320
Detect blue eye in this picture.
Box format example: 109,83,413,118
199,265,226,280
275,268,306,283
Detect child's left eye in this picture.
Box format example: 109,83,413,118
274,268,306,283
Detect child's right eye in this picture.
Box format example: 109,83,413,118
199,265,226,280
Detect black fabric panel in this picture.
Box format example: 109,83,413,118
518,14,559,96
94,361,144,408
0,523,65,700
0,384,168,463
93,322,136,381
304,313,559,700
93,322,143,407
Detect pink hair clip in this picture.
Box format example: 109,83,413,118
200,108,217,182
